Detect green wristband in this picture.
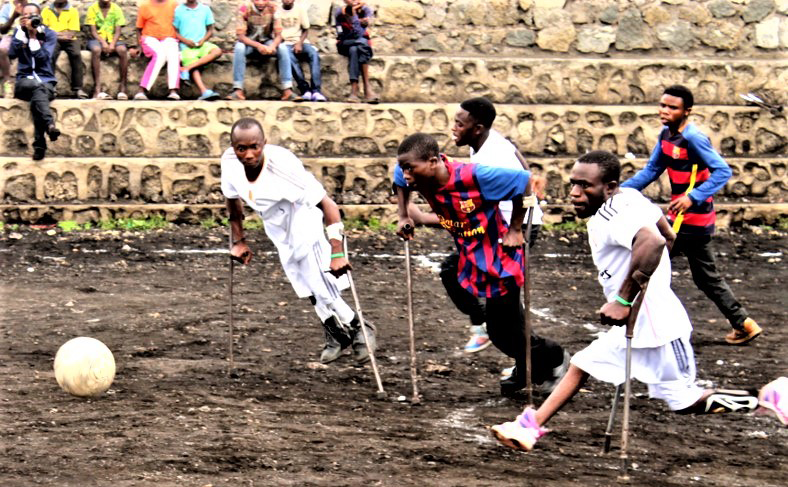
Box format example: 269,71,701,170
330,253,345,259
615,295,633,307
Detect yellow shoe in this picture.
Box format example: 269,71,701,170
2,80,12,98
725,318,762,345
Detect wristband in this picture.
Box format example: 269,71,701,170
614,295,633,307
326,222,344,241
522,194,537,208
330,253,345,259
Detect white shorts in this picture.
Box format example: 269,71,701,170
571,332,704,411
281,237,349,302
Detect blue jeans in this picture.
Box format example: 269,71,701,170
232,40,291,91
337,38,372,82
282,43,322,94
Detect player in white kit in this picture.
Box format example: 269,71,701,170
491,150,786,451
221,117,375,364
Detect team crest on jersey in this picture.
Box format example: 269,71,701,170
459,199,475,213
672,145,682,159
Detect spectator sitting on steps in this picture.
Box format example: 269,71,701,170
334,0,377,104
84,0,129,100
41,0,87,98
174,0,221,101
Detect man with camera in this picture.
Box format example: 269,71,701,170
9,2,60,160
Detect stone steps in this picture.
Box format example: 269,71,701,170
3,202,785,229
3,156,784,206
48,52,785,106
1,100,784,159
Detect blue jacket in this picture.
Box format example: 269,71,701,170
8,26,58,84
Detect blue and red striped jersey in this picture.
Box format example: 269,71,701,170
395,155,530,298
622,124,732,236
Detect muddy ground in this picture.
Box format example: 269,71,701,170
1,224,786,486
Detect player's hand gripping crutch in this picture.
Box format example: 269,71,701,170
400,224,421,404
342,238,386,397
618,270,650,482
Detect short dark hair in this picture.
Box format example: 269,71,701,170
397,133,439,161
459,97,496,128
230,117,264,143
576,150,620,183
25,2,41,13
663,84,694,109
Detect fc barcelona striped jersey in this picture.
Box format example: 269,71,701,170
621,124,732,236
394,155,530,298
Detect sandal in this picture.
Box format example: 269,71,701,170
347,94,361,103
226,90,246,101
116,92,128,100
167,92,181,101
366,96,380,105
96,92,112,100
133,92,148,101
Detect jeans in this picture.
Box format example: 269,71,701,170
282,43,322,94
14,77,56,151
52,38,82,91
440,254,564,384
670,234,748,329
233,40,288,91
337,37,372,82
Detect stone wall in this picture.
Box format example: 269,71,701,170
22,0,788,59
3,155,785,208
49,53,788,106
1,100,784,159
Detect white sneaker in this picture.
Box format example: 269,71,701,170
491,407,548,451
463,324,491,353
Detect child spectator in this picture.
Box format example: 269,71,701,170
84,0,129,99
174,0,221,100
334,0,377,103
274,0,325,102
135,0,179,100
41,0,87,98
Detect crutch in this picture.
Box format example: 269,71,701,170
514,150,536,405
403,230,421,404
603,384,622,453
343,239,386,397
618,270,650,482
227,230,235,375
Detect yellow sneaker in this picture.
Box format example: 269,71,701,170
725,318,762,345
2,80,12,98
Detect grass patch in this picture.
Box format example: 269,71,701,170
98,215,169,231
542,220,587,234
344,216,397,233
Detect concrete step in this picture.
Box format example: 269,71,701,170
3,156,784,206
1,100,784,159
3,202,785,230
46,52,785,106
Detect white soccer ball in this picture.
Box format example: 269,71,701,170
54,337,116,397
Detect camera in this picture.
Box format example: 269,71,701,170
29,14,42,29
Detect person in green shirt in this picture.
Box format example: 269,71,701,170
85,0,129,99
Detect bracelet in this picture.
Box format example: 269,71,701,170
330,252,345,259
614,295,633,307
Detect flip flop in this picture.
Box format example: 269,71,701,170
96,92,112,100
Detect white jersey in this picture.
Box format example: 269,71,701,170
470,129,544,225
587,188,692,348
220,144,326,265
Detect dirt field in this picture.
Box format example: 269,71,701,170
1,224,786,486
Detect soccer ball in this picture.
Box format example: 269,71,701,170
53,337,116,397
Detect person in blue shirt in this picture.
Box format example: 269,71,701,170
9,2,60,160
621,85,761,345
173,0,221,100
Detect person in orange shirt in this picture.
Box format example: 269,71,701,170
134,0,179,100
